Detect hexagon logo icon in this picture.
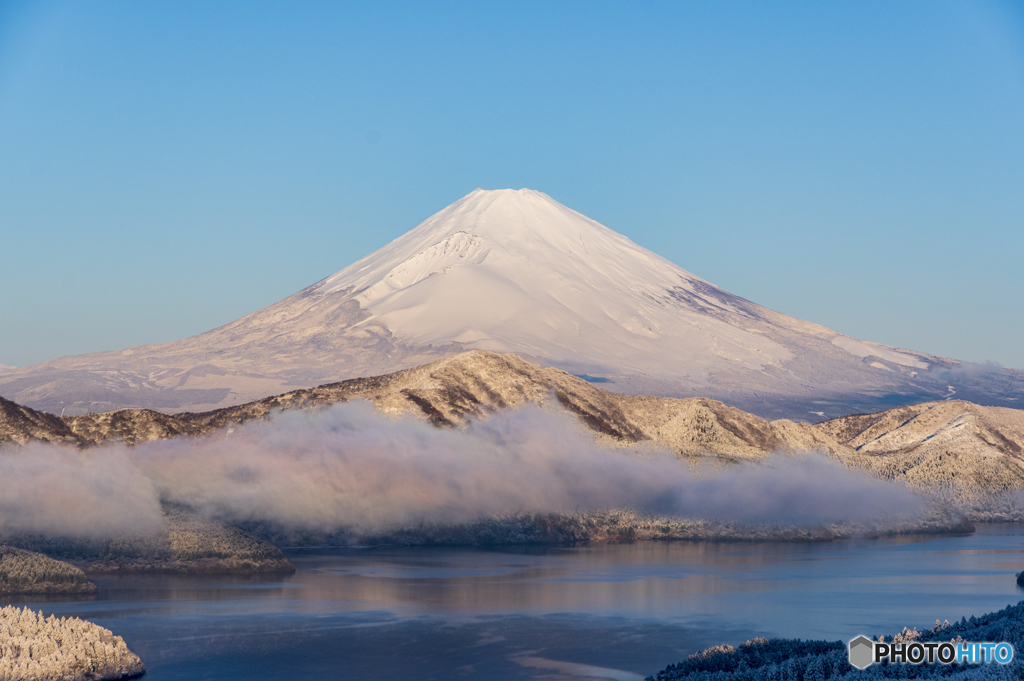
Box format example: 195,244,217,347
849,636,874,670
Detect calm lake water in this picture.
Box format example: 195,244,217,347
10,525,1024,681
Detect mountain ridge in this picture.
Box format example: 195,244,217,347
3,350,1024,521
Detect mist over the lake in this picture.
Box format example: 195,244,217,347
0,403,927,539
0,443,164,538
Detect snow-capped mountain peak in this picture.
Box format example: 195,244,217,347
318,188,665,295
4,187,1006,419
312,188,775,366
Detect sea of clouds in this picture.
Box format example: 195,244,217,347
0,403,926,539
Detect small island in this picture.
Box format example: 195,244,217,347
0,605,145,681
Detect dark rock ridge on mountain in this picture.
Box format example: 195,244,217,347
3,350,1024,520
3,189,1021,420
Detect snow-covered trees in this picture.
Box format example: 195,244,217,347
0,546,95,594
647,601,1024,680
0,606,144,680
2,509,294,575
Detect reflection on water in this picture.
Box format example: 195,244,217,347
512,655,646,681
7,525,1024,681
285,544,788,618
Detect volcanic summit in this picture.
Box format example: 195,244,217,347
2,189,1020,418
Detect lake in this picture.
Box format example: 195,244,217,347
9,525,1024,681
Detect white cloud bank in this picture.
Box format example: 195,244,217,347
0,403,925,539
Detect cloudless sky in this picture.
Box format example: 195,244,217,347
1,0,1022,369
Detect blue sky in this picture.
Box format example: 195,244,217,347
1,0,1022,369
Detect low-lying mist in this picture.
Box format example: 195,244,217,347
0,444,164,538
1,403,926,539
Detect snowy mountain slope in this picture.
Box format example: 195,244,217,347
317,189,800,374
1,188,1021,418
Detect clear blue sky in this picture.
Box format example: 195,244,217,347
1,0,1022,369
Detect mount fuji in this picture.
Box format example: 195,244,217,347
2,189,1021,419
